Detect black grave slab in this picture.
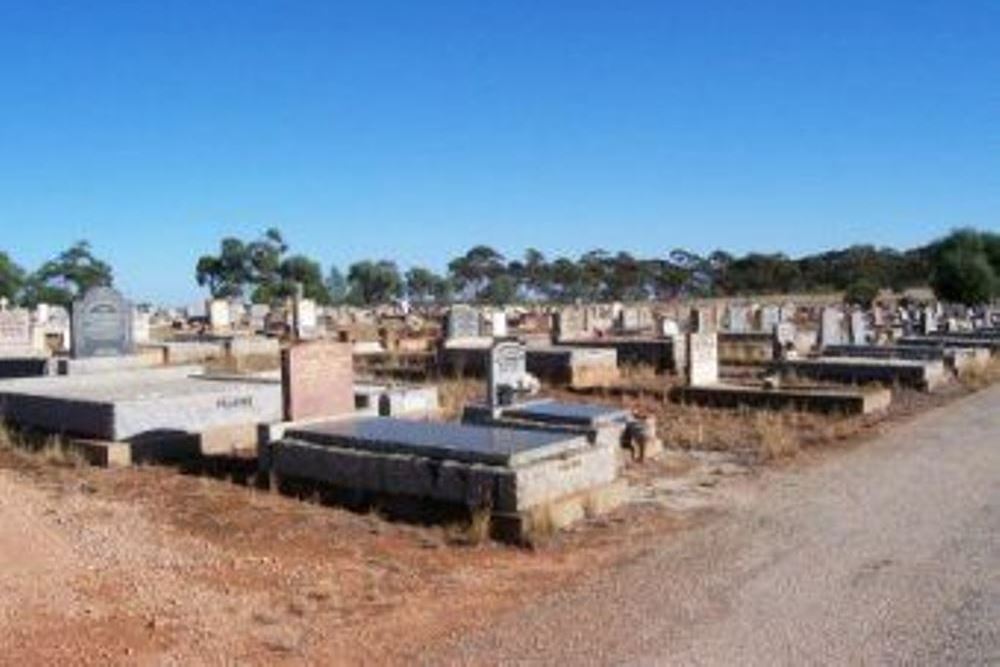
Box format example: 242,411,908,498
500,400,629,428
284,417,585,467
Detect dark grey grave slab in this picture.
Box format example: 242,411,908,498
284,417,585,467
500,400,629,428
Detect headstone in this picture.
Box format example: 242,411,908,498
920,307,937,335
281,341,355,422
727,305,750,333
249,304,270,331
34,303,50,326
71,287,134,358
447,305,481,339
491,311,508,338
779,303,796,323
188,301,207,319
848,311,868,345
295,298,318,340
758,305,781,333
819,307,844,347
686,332,719,386
554,307,585,341
618,307,641,334
132,310,151,344
0,309,32,357
689,306,718,334
487,340,529,415
658,316,679,337
773,322,797,360
208,299,231,332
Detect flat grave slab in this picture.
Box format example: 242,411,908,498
779,356,947,391
499,400,629,428
0,366,282,441
671,383,892,415
284,417,587,467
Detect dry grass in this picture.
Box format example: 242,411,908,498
752,411,800,461
958,357,1000,390
619,363,659,383
436,378,485,420
0,423,86,468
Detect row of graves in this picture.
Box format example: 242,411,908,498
439,304,621,388
0,290,662,544
673,301,998,415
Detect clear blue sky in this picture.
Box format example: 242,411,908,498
0,1,997,304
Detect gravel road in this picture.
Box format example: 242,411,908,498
441,384,1000,665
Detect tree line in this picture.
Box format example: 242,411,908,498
0,241,113,308
193,227,1000,308
1,228,996,309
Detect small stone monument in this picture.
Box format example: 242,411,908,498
553,307,585,342
294,297,318,340
686,332,719,386
71,286,134,358
0,309,33,357
280,341,355,421
848,310,868,345
491,311,508,338
132,310,151,344
819,307,844,347
758,305,780,333
773,321,797,360
208,299,231,332
689,306,718,334
727,305,750,333
447,305,481,340
487,340,535,416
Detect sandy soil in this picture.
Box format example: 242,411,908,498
0,379,986,664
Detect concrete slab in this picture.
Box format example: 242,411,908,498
283,417,590,467
671,383,892,415
0,366,282,441
779,357,947,391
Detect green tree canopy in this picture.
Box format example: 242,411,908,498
25,241,113,307
347,260,403,306
929,229,998,306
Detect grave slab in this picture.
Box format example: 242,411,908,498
0,366,282,442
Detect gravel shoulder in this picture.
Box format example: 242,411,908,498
439,384,1000,665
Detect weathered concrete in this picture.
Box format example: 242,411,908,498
56,349,163,375
779,357,947,391
0,366,282,442
525,346,619,388
261,416,623,542
555,337,680,374
671,383,892,415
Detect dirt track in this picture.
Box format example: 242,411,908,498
441,384,1000,665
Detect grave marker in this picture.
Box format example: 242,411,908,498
71,287,134,358
0,309,32,357
819,307,844,347
281,341,355,421
488,340,529,415
848,311,868,345
554,307,585,341
686,332,719,386
447,305,481,339
727,305,750,333
208,299,231,332
491,311,508,338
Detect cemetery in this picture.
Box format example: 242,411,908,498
0,269,997,546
